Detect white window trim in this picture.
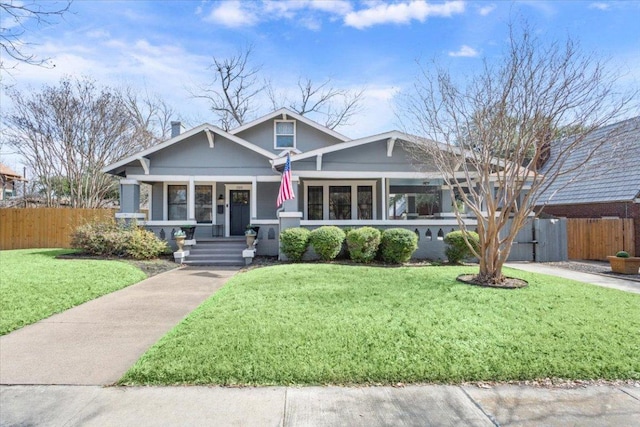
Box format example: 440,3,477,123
303,180,377,221
163,181,191,222
194,181,216,225
274,120,296,150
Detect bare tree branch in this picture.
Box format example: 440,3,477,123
0,0,72,74
189,45,264,130
268,77,364,129
193,46,364,131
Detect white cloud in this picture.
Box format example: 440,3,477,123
478,4,496,16
344,0,465,29
86,29,111,39
589,2,610,11
448,45,478,57
309,0,353,15
207,1,258,28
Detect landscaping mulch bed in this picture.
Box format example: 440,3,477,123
456,273,528,289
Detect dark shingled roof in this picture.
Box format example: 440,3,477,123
538,117,640,205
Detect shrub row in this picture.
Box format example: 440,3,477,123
72,219,168,260
280,226,418,264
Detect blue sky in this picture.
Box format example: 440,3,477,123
1,0,639,168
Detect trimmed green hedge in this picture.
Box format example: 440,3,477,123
380,228,418,263
346,227,381,263
309,226,346,261
444,230,480,264
280,228,311,262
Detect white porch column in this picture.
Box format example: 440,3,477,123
381,177,387,221
251,177,257,219
188,177,195,220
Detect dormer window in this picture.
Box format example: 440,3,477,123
275,120,295,149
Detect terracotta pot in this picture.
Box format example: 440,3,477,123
607,256,640,275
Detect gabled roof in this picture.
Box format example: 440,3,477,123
271,130,429,166
538,117,640,205
230,107,352,143
103,123,277,174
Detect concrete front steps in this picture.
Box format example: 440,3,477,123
182,237,248,266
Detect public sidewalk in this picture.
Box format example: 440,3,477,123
1,383,638,426
505,262,640,294
0,266,238,385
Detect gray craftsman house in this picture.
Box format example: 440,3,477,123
105,108,561,265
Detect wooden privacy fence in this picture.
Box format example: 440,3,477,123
567,218,635,260
0,208,117,250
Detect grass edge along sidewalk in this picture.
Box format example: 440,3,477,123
120,264,640,386
0,248,147,335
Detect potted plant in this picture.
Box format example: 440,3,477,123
607,251,640,275
180,224,196,240
174,229,186,251
246,224,260,235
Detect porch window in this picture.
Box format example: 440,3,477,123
308,186,323,220
275,120,295,149
195,185,212,223
168,185,187,220
329,186,351,219
357,186,373,220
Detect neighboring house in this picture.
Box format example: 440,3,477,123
104,108,556,264
0,164,25,201
536,117,640,256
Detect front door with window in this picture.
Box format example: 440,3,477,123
229,190,250,236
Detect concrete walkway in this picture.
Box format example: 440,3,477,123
0,266,238,385
505,262,640,294
1,384,638,426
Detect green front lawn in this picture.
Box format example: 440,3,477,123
0,248,147,335
120,264,640,386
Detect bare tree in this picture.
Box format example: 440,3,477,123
269,77,364,129
193,46,364,131
401,23,637,285
0,1,71,73
124,87,176,147
190,46,264,131
4,76,172,208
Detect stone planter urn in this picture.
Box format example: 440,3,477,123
245,230,257,248
607,255,640,275
175,235,186,252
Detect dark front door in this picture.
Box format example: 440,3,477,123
230,190,250,236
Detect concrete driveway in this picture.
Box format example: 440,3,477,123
0,266,238,385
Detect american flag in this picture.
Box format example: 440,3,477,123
277,152,295,207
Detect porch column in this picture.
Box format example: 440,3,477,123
251,177,257,219
441,188,452,213
188,177,195,221
116,179,145,222
283,180,299,212
381,177,387,220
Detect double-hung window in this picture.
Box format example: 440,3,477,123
168,185,187,220
275,120,295,149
